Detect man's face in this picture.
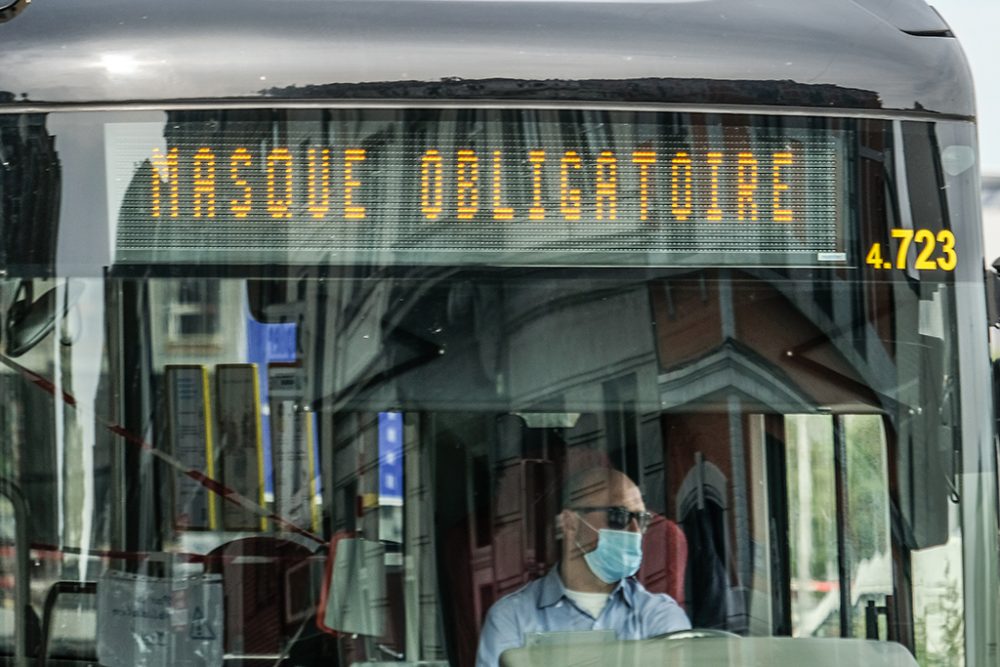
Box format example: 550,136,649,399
567,475,646,553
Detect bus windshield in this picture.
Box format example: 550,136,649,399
0,107,989,667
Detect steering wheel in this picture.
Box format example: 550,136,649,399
654,628,742,640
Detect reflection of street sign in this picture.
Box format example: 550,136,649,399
378,412,403,503
166,366,216,530
246,316,297,500
215,364,266,531
268,362,320,532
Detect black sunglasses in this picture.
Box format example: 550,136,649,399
572,506,653,532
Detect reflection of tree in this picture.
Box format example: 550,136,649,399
844,417,889,563
786,415,892,638
937,564,965,666
788,416,889,577
915,616,927,665
915,562,964,666
786,418,836,585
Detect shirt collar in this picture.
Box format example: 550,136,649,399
537,565,636,609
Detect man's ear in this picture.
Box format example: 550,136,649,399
558,509,576,541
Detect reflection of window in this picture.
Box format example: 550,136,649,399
785,414,892,640
166,280,222,345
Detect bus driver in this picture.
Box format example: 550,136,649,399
475,467,691,666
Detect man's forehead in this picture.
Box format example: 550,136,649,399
567,469,643,506
610,482,644,507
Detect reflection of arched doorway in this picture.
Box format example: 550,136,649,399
676,455,730,629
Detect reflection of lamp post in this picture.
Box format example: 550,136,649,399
0,0,30,25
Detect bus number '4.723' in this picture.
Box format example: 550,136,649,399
866,228,957,272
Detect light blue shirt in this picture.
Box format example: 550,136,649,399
475,566,691,667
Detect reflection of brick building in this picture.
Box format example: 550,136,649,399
650,270,888,633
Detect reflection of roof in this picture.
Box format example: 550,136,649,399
658,339,814,413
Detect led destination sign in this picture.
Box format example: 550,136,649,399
110,110,847,267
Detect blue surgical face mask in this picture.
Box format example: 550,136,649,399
576,516,643,584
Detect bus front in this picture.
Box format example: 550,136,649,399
0,0,997,666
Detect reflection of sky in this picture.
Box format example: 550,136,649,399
0,0,972,116
932,1,1000,175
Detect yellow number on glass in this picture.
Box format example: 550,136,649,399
891,228,914,269
866,243,885,269
937,230,957,271
914,229,937,270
